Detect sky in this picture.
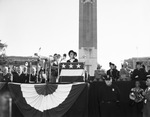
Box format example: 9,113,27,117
0,0,150,69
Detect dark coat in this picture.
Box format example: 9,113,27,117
67,59,78,63
143,88,150,117
1,73,11,82
107,69,120,81
13,72,20,83
13,73,26,83
131,68,146,81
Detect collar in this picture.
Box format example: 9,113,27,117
70,59,75,62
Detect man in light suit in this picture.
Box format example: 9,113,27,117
143,75,150,117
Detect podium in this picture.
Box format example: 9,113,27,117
59,62,85,83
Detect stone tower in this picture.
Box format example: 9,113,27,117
79,0,97,76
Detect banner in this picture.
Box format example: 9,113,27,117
60,62,84,76
8,82,86,117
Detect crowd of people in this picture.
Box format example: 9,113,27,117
93,61,150,117
0,50,78,83
94,62,150,82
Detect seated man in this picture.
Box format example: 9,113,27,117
22,66,29,83
1,67,11,82
13,66,24,83
119,63,130,81
94,64,106,81
29,67,37,83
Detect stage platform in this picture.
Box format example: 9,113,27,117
0,81,147,117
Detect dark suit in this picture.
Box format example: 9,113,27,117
13,73,26,83
1,73,11,82
13,72,20,83
20,73,29,83
67,59,78,63
143,88,150,117
107,69,119,81
30,74,37,83
131,68,146,81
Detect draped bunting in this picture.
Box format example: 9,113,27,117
8,82,86,117
0,82,6,90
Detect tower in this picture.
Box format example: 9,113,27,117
79,0,97,76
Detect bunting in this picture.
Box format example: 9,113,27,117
8,82,86,117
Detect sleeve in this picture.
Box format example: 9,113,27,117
26,74,30,83
97,85,103,104
107,70,109,76
131,70,136,80
94,70,96,78
115,85,121,102
74,59,78,62
116,70,120,79
145,91,150,101
120,69,123,76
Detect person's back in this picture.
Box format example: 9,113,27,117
120,67,130,81
0,72,3,82
94,69,102,81
13,72,21,83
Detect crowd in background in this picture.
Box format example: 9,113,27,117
94,62,150,82
0,50,78,83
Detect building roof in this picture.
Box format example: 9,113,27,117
0,43,7,48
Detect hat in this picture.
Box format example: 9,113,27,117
109,62,115,66
136,62,141,65
68,50,74,56
97,64,102,69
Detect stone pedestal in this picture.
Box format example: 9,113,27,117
79,0,97,76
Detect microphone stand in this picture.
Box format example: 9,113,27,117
57,61,60,83
48,56,52,83
29,61,32,83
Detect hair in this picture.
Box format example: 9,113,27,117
63,54,66,57
54,53,57,56
74,52,77,57
97,64,101,69
109,62,115,66
68,50,74,56
136,62,141,65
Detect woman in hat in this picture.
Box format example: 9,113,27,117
67,50,78,63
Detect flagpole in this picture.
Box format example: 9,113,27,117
83,55,86,82
9,98,12,117
49,56,52,83
29,61,32,83
57,62,60,83
36,59,39,83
